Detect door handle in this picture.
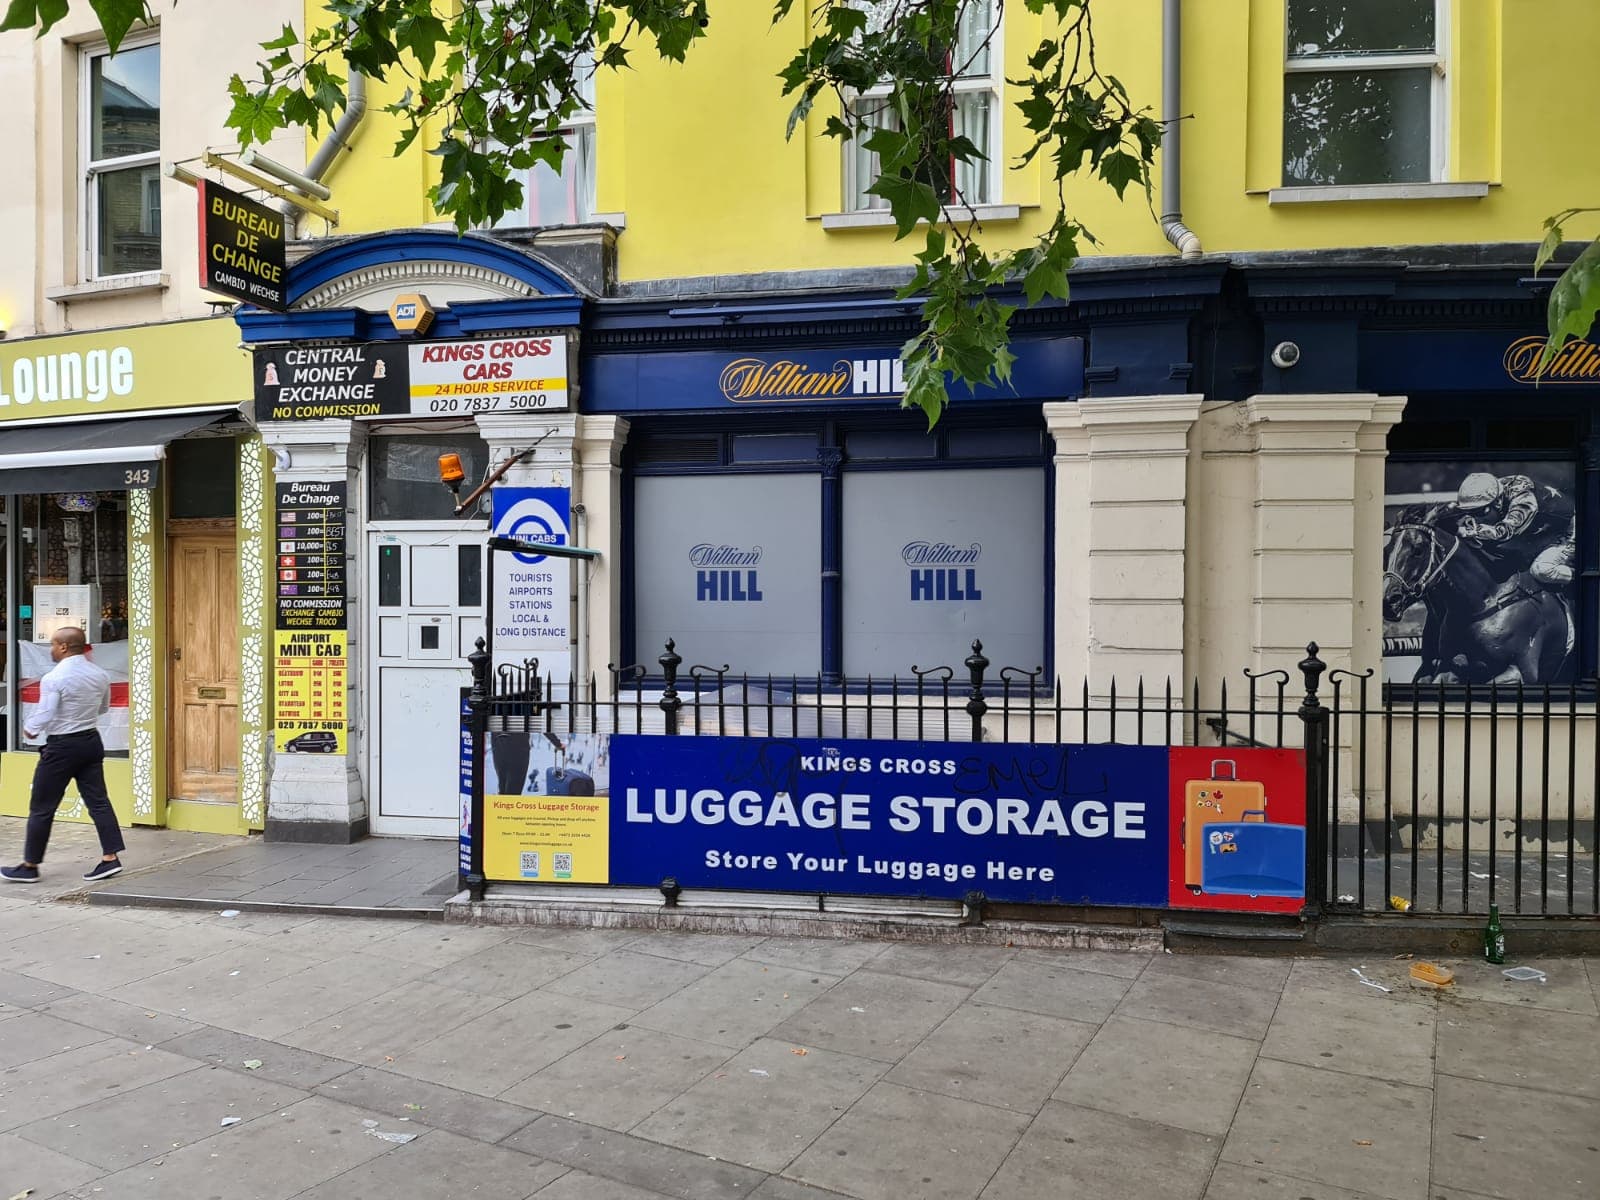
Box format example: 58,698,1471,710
173,647,182,661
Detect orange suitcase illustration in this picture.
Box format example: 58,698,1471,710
1182,760,1265,891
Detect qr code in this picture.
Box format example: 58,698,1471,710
519,851,540,879
553,853,573,879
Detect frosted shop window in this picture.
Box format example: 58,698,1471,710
9,493,131,755
842,467,1045,677
370,432,492,520
633,473,823,677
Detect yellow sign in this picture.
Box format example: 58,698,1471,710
388,292,436,336
0,317,250,423
273,629,348,754
484,794,609,883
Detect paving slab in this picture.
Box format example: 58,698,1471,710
159,1025,358,1090
632,1036,887,1172
1055,1013,1258,1137
971,955,1133,1024
980,1099,1219,1200
504,1114,767,1199
632,958,839,1050
58,1093,398,1200
291,1127,568,1199
739,936,891,977
0,1041,196,1133
770,968,969,1063
0,1009,112,1067
866,941,1015,988
14,1061,306,1170
1203,1161,1390,1200
1115,969,1283,1041
316,1065,542,1143
38,990,203,1043
786,1080,1029,1200
387,989,636,1095
530,1168,677,1199
541,948,714,1010
1435,998,1600,1098
1222,1058,1432,1200
500,1027,734,1132
1260,981,1436,1087
887,1001,1094,1113
0,1130,105,1200
423,940,594,999
277,978,502,1067
1430,1073,1600,1200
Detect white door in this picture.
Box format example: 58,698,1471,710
367,525,486,836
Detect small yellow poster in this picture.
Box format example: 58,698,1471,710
484,794,609,883
273,629,348,754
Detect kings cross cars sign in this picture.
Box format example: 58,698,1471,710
196,179,287,311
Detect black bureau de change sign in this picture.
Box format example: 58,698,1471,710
196,179,286,311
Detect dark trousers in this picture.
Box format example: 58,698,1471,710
24,730,124,865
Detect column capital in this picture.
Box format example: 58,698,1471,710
575,414,632,468
257,419,367,474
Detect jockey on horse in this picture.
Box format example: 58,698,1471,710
1451,472,1576,655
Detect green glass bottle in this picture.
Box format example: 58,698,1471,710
1483,904,1506,965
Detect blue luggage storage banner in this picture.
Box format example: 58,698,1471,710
477,733,1306,911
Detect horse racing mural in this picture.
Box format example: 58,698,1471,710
1383,461,1577,685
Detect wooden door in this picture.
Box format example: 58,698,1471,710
169,531,239,802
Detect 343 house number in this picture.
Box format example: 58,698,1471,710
124,467,152,486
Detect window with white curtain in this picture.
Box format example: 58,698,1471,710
845,0,998,212
1283,0,1444,187
490,52,597,229
84,38,161,278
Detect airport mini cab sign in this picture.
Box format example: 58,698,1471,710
196,179,286,311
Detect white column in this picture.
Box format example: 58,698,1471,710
1242,394,1406,676
575,415,630,694
256,419,368,841
1045,395,1204,695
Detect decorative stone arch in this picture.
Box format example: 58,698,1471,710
285,229,585,311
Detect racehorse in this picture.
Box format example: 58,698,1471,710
1382,504,1572,684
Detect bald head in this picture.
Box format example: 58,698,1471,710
51,627,88,656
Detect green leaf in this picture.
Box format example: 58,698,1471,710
1534,221,1565,277
1099,149,1144,199
1542,235,1600,374
87,0,146,51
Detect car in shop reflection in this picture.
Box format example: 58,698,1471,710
284,730,339,753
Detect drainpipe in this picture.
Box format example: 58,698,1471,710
1160,0,1203,260
282,68,367,233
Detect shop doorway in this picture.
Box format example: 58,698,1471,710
367,526,486,836
168,528,240,802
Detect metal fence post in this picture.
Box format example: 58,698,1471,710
1297,641,1329,913
466,635,491,902
660,639,683,735
965,640,989,743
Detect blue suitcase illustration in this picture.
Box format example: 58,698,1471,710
1201,811,1305,899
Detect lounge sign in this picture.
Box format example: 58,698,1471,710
196,180,287,311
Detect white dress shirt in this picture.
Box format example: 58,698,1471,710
26,653,111,739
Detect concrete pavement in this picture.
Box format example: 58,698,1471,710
2,884,1597,1199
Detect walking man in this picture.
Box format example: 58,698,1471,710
1,627,125,883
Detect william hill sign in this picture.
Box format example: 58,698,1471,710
197,179,286,311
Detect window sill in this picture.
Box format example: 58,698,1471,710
1267,182,1490,205
820,203,1022,231
46,272,170,303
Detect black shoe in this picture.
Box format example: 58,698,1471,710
83,858,123,882
1,864,40,883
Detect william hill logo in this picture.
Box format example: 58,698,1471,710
718,355,907,403
691,544,763,602
903,541,982,602
1503,335,1600,384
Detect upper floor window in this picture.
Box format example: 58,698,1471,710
1283,0,1442,187
491,53,596,229
85,38,161,278
845,1,998,212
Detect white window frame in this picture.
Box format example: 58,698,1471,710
844,0,1002,213
1282,0,1447,186
480,17,598,230
81,32,161,281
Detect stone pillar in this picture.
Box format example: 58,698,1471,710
574,415,631,694
257,419,368,842
1045,396,1204,696
1242,395,1406,676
